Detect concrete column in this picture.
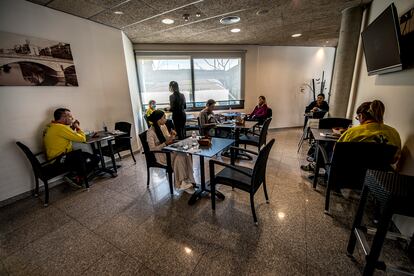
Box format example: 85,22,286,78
329,5,363,118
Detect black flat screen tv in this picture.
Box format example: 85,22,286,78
361,3,403,75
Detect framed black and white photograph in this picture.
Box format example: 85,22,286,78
0,31,78,86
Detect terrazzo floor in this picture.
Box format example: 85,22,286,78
1,128,412,275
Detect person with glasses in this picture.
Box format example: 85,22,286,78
338,100,401,158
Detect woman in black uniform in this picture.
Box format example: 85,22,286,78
168,81,187,140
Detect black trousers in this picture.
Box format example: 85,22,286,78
54,150,98,177
172,113,186,140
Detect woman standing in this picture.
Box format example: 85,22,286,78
168,81,187,140
147,110,195,191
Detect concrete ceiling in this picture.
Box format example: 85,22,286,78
27,0,368,46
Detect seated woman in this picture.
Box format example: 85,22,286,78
338,100,401,160
247,96,268,123
147,110,195,192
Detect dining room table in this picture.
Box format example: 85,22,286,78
163,137,234,205
85,130,125,177
310,128,340,189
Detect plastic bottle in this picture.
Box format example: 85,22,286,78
103,122,108,132
191,130,197,139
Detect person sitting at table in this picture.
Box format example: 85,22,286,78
199,99,219,136
338,100,401,159
247,96,268,123
147,109,195,192
305,93,329,116
145,100,157,125
43,108,98,186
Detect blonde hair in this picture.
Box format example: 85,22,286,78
356,100,385,123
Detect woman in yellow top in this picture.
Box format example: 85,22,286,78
338,100,401,156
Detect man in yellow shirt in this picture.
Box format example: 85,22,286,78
43,108,97,186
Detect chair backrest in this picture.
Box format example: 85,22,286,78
251,139,275,191
312,111,327,119
114,122,132,148
143,114,151,128
266,108,272,118
197,116,203,136
138,131,157,166
319,117,351,129
16,141,43,179
328,142,398,190
258,117,272,149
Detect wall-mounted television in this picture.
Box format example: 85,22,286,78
361,3,403,76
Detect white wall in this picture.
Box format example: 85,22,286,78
0,0,136,202
349,0,414,236
255,46,335,128
134,44,336,129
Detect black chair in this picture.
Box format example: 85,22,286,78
238,117,272,153
318,117,352,129
102,122,136,163
252,108,272,134
318,142,398,213
16,142,89,206
209,139,275,225
138,131,174,195
347,170,414,276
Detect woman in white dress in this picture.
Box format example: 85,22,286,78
147,110,195,191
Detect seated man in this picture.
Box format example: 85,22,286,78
247,96,269,123
199,99,218,136
43,108,97,186
305,93,329,116
145,100,156,126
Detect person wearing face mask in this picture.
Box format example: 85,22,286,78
145,100,157,122
43,108,98,186
147,110,195,192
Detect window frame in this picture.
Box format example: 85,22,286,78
135,51,246,112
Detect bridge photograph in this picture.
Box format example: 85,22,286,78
0,31,78,86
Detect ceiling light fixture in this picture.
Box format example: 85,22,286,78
220,16,240,25
291,33,302,38
161,18,174,25
230,28,241,33
183,13,190,22
113,11,124,15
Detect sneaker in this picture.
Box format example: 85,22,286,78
63,176,83,189
300,163,315,172
306,156,315,162
184,187,195,194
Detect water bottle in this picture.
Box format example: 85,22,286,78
191,130,197,139
103,122,108,132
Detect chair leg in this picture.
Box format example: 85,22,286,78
167,170,173,195
347,185,369,256
324,180,332,214
43,180,49,207
118,152,122,160
211,180,216,210
130,147,136,163
83,173,90,190
146,167,150,187
34,177,39,197
263,179,269,203
250,194,258,225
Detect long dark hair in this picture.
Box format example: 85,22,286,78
148,110,166,143
169,81,179,93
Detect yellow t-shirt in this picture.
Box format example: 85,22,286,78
337,122,401,149
145,108,155,125
43,122,86,160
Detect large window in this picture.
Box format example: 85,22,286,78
136,52,245,111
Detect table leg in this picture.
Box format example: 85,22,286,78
107,139,117,174
96,141,117,177
313,140,320,189
188,156,225,205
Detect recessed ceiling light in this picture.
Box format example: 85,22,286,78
326,41,329,43
230,28,241,33
161,18,174,25
291,33,302,38
220,16,240,25
113,11,123,15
